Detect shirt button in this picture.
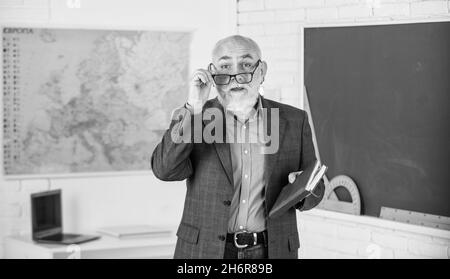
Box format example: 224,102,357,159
244,174,248,179
218,235,226,241
223,200,231,206
242,200,246,204
239,226,244,230
243,125,247,129
244,149,248,154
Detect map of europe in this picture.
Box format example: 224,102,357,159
2,27,190,175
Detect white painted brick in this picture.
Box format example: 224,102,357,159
411,1,448,15
338,5,372,18
20,179,50,193
407,239,449,258
251,36,275,49
238,11,275,24
0,218,30,237
261,87,281,100
355,16,394,22
23,0,48,7
373,3,410,17
264,47,298,60
238,0,265,12
303,233,368,255
0,191,26,204
380,247,394,259
280,96,300,107
21,198,32,219
281,86,298,99
0,6,48,21
0,244,3,259
325,0,360,6
356,242,395,258
238,13,250,24
432,237,450,246
274,9,306,21
306,7,339,20
264,22,298,35
363,0,404,8
395,231,435,244
334,251,362,259
0,203,22,217
238,24,265,36
272,61,299,72
301,219,338,236
295,0,325,8
266,73,296,85
301,244,336,258
0,0,24,6
265,35,299,48
0,181,21,192
358,242,379,258
371,232,408,250
375,0,412,3
337,224,372,241
265,0,295,10
394,250,432,259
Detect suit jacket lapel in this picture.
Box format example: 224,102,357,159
261,96,287,184
202,98,234,187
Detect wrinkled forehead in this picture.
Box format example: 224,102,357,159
212,38,261,64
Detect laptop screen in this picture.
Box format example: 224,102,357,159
31,190,62,238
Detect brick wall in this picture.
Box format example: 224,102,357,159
237,0,450,259
298,209,450,258
0,180,49,258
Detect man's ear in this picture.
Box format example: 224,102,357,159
260,61,267,83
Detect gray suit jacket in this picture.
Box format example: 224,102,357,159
151,96,325,259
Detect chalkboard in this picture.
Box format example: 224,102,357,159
304,21,450,217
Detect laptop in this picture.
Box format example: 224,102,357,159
31,189,100,245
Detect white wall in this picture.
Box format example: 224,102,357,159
237,0,450,258
0,0,237,259
299,209,450,259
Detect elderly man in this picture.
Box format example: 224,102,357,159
151,35,325,259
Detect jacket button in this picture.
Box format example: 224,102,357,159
218,235,226,241
223,200,231,206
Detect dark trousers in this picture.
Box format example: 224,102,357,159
223,242,268,259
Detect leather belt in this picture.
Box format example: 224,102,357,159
226,230,267,249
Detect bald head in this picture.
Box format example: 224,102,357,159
212,35,262,63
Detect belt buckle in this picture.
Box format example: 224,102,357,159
234,230,248,249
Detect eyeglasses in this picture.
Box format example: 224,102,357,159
209,60,261,85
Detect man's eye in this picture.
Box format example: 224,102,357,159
244,63,252,68
221,65,230,69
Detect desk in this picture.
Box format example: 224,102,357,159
4,234,177,259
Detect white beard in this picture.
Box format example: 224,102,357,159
219,91,258,118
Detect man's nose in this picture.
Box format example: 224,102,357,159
228,76,240,86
